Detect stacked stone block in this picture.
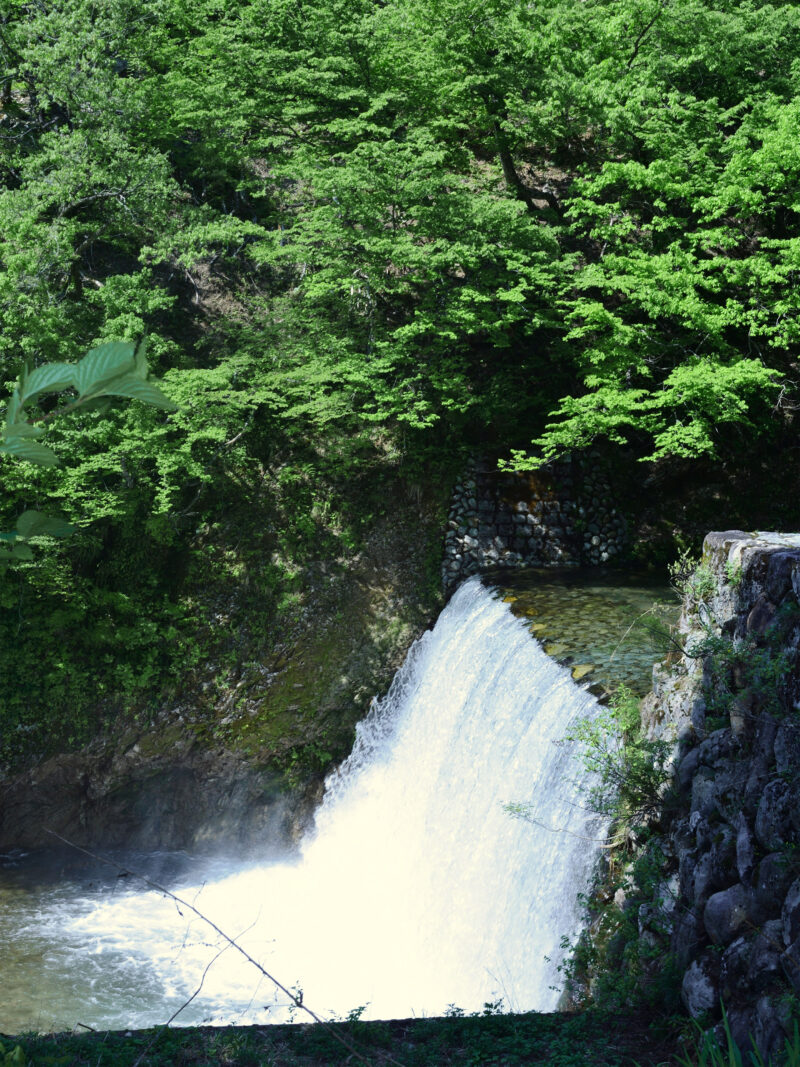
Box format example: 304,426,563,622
442,454,628,591
637,531,800,1059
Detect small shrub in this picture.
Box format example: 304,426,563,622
565,685,674,833
725,559,744,589
669,550,717,607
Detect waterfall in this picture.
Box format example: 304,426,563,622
21,578,605,1030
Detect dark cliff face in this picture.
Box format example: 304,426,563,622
0,497,445,854
637,531,800,1058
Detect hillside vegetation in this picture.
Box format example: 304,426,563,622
1,0,799,766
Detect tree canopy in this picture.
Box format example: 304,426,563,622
4,0,798,464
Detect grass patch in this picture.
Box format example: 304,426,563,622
10,1011,686,1066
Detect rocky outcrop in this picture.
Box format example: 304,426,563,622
0,734,302,854
636,531,800,1058
442,455,627,591
0,500,444,854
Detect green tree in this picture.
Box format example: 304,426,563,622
510,0,800,466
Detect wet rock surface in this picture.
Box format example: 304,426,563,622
0,736,302,853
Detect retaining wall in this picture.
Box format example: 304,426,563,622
635,531,800,1057
442,455,628,591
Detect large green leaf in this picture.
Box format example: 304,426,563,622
72,342,136,398
0,542,34,561
2,422,45,439
3,388,22,430
101,375,178,411
15,510,75,539
76,397,113,414
0,437,59,466
134,337,149,379
22,362,75,400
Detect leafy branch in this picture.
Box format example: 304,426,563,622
0,339,176,563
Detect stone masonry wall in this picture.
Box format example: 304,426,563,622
636,531,800,1057
442,455,628,592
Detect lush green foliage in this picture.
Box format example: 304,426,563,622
564,685,673,833
0,1041,24,1066
669,550,718,609
6,0,798,463
3,0,800,763
8,1010,686,1066
506,685,672,835
0,339,174,555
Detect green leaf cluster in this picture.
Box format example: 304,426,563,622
566,685,674,833
0,339,174,563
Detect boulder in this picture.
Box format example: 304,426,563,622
671,906,706,970
696,729,734,767
745,719,778,802
755,779,793,851
681,952,720,1018
677,746,702,790
763,550,797,603
752,996,791,1064
746,920,784,992
746,595,777,636
781,937,800,993
753,853,797,923
782,878,800,947
720,936,752,998
735,812,756,885
691,768,719,819
724,1006,758,1061
704,884,752,945
774,722,800,776
691,850,728,908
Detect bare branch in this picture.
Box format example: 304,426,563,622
626,0,670,72
45,830,406,1067
131,941,232,1067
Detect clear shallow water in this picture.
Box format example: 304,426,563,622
0,574,673,1034
487,567,677,696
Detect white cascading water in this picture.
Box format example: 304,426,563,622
27,577,605,1029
